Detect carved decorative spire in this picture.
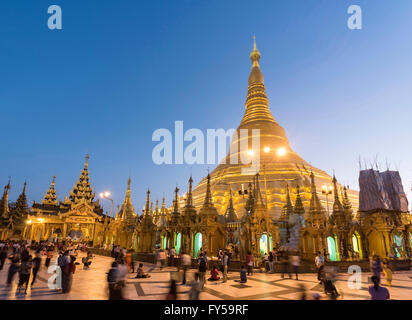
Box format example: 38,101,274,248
155,199,159,215
254,173,265,207
0,179,11,219
42,176,58,205
69,154,96,204
185,176,194,208
203,173,213,208
173,186,180,214
309,172,323,213
225,187,237,223
144,188,151,216
9,182,30,227
161,196,167,212
293,184,305,215
342,186,353,213
332,175,344,213
119,176,136,223
280,183,293,222
245,181,255,213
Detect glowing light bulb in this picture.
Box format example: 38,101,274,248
247,150,254,156
264,147,270,153
277,147,286,156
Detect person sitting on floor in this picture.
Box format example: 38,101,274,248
135,263,151,278
208,266,220,281
82,252,93,270
240,265,247,283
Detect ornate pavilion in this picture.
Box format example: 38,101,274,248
0,39,411,262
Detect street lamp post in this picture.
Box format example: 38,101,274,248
99,191,113,247
99,191,114,218
321,185,333,215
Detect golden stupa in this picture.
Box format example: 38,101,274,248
192,38,359,218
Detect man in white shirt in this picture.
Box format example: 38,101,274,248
290,253,301,280
181,252,191,285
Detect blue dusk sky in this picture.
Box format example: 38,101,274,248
0,0,411,212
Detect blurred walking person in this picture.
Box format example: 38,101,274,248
108,261,123,300
382,258,392,286
370,255,382,281
17,255,32,294
62,255,76,293
31,251,42,286
222,251,229,283
6,254,20,287
246,251,254,276
189,273,202,300
0,246,7,271
315,251,325,284
45,248,53,268
166,279,178,300
268,252,274,273
280,251,291,279
290,251,300,280
169,247,176,267
198,254,207,287
59,251,70,293
181,252,191,285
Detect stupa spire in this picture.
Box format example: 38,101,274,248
0,179,11,219
332,175,344,213
241,36,277,126
245,181,255,214
225,187,238,222
293,185,305,216
173,186,180,214
254,173,266,207
186,176,194,208
9,182,30,227
281,183,293,222
119,177,136,223
144,188,150,215
342,186,353,213
161,196,166,210
309,171,325,216
203,173,213,208
155,199,159,213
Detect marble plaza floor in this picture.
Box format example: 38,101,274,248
0,253,411,300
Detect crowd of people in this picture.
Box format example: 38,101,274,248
0,240,398,300
0,240,93,295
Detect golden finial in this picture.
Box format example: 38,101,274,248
250,35,260,67
85,153,89,168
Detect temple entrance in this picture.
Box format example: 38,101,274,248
393,234,403,258
327,236,338,261
194,232,202,258
352,232,363,259
268,233,273,252
68,229,83,241
175,233,181,254
161,235,167,249
260,233,268,256
368,230,386,258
